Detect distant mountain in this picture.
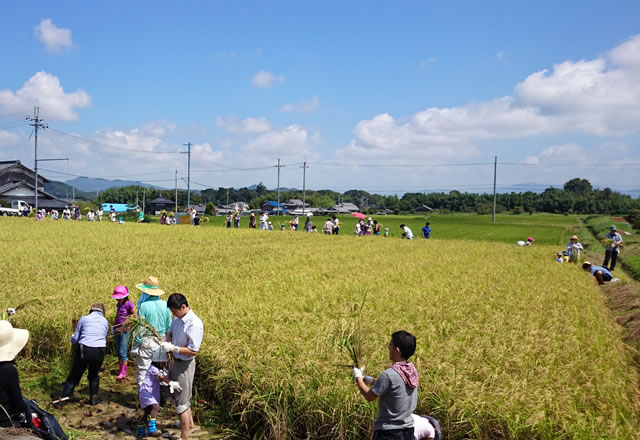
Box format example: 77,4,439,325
246,184,298,191
44,181,95,201
65,177,168,192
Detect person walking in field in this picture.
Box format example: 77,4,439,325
234,212,241,228
373,220,381,235
161,293,204,440
97,207,103,221
60,303,109,405
602,226,623,271
134,277,171,387
259,212,269,230
566,235,584,263
421,223,431,239
249,212,256,229
304,215,312,232
323,218,335,235
112,285,137,382
332,215,340,235
353,330,418,440
400,224,413,240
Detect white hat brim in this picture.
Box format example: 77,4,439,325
0,327,29,362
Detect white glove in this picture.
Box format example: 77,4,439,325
6,308,16,316
363,376,374,385
160,342,180,353
352,366,364,381
168,381,183,393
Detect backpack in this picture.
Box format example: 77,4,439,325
423,415,442,440
22,398,68,440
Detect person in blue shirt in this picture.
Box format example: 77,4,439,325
421,223,431,239
60,303,109,405
582,262,613,285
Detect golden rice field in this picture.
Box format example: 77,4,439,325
1,218,639,439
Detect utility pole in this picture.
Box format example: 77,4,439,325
142,187,146,214
226,188,229,206
300,159,309,216
175,170,178,212
274,158,285,216
492,155,497,223
72,187,75,203
27,107,47,213
181,143,192,209
136,189,139,208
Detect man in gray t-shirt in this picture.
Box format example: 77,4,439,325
353,330,419,440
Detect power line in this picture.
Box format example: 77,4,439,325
47,127,182,154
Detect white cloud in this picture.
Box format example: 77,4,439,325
418,57,437,69
0,130,20,146
251,70,285,88
280,96,320,113
192,142,222,164
34,19,72,53
215,116,271,133
340,33,640,163
0,72,91,120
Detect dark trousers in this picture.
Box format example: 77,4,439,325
63,345,105,397
373,427,414,440
603,250,618,270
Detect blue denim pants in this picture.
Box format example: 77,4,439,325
114,331,131,362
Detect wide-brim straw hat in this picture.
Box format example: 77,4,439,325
112,285,130,300
0,320,29,362
570,235,579,240
135,276,165,297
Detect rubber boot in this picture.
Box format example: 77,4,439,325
61,381,75,399
89,379,100,405
137,424,146,438
147,418,160,437
116,361,127,381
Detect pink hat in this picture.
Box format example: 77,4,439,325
527,237,534,242
112,285,129,299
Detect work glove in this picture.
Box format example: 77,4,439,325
168,381,183,394
363,376,374,385
6,308,16,316
160,342,180,353
352,366,364,381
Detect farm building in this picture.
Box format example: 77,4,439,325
261,201,287,213
149,197,175,214
0,160,67,210
332,202,360,213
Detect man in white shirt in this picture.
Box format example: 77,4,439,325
161,294,204,440
97,207,103,221
259,212,269,230
400,224,413,240
603,225,623,271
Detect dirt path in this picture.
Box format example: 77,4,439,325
49,363,220,439
583,224,640,361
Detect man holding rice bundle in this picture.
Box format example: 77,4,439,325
602,225,623,271
161,293,204,440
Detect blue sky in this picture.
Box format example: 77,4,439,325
1,1,639,194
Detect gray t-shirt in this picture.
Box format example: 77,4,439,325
371,367,417,431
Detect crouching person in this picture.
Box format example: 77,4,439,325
161,293,204,440
353,330,418,440
582,261,613,285
137,360,182,438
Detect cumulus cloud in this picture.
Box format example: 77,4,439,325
0,130,20,146
251,70,285,88
34,19,72,53
0,72,91,120
280,96,320,113
215,116,271,133
340,33,640,162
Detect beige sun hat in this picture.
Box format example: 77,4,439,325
0,320,29,362
135,276,165,296
570,235,579,240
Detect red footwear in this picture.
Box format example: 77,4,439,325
116,361,127,381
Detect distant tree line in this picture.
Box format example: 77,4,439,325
85,178,638,216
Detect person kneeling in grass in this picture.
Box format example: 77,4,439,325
353,330,418,440
582,262,613,285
